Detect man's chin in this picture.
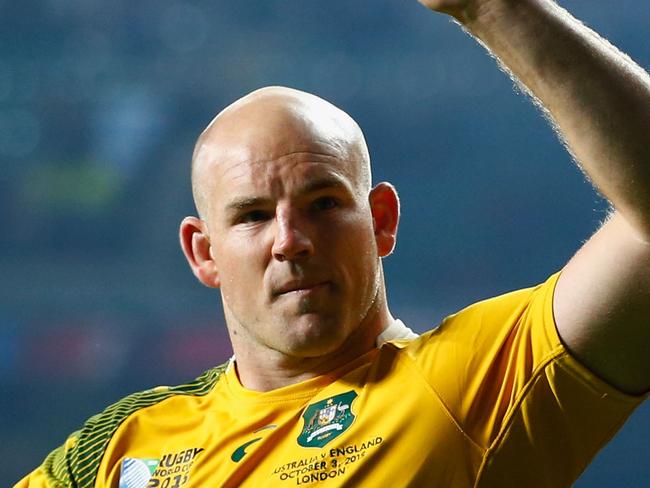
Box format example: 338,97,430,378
280,315,348,358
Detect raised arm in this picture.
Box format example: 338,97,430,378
419,0,650,393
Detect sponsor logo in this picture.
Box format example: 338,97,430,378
231,424,277,462
231,438,263,462
298,391,357,448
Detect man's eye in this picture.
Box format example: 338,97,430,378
239,210,270,223
312,197,338,211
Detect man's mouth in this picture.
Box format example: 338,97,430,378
274,280,330,296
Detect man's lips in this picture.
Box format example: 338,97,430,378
273,280,330,296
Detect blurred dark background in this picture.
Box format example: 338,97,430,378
1,0,649,485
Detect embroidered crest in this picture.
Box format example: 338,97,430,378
298,390,358,448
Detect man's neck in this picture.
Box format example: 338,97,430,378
230,305,394,392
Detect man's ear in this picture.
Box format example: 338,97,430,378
369,182,400,257
179,216,221,288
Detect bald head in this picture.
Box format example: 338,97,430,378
191,86,371,220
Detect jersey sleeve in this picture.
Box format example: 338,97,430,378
402,272,647,485
14,432,81,488
15,366,227,488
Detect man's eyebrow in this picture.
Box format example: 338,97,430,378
298,176,349,195
225,196,271,213
224,176,351,213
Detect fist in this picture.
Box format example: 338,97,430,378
417,0,477,22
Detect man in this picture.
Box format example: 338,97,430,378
17,0,649,486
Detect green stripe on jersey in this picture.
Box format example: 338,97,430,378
41,363,227,488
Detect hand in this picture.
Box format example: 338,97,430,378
417,0,496,25
417,0,473,18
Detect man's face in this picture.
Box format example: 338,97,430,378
200,131,382,359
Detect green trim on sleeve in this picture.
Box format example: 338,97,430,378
40,363,227,488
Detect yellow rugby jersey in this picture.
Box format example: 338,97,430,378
17,273,646,488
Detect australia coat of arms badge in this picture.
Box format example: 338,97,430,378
297,390,358,448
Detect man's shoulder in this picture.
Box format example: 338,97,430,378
387,274,561,360
36,363,229,488
81,361,228,434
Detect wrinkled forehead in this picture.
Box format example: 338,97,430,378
201,114,355,178
216,155,358,219
196,138,361,223
192,88,370,217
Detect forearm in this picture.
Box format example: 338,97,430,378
449,0,650,235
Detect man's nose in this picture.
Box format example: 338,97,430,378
271,210,314,262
